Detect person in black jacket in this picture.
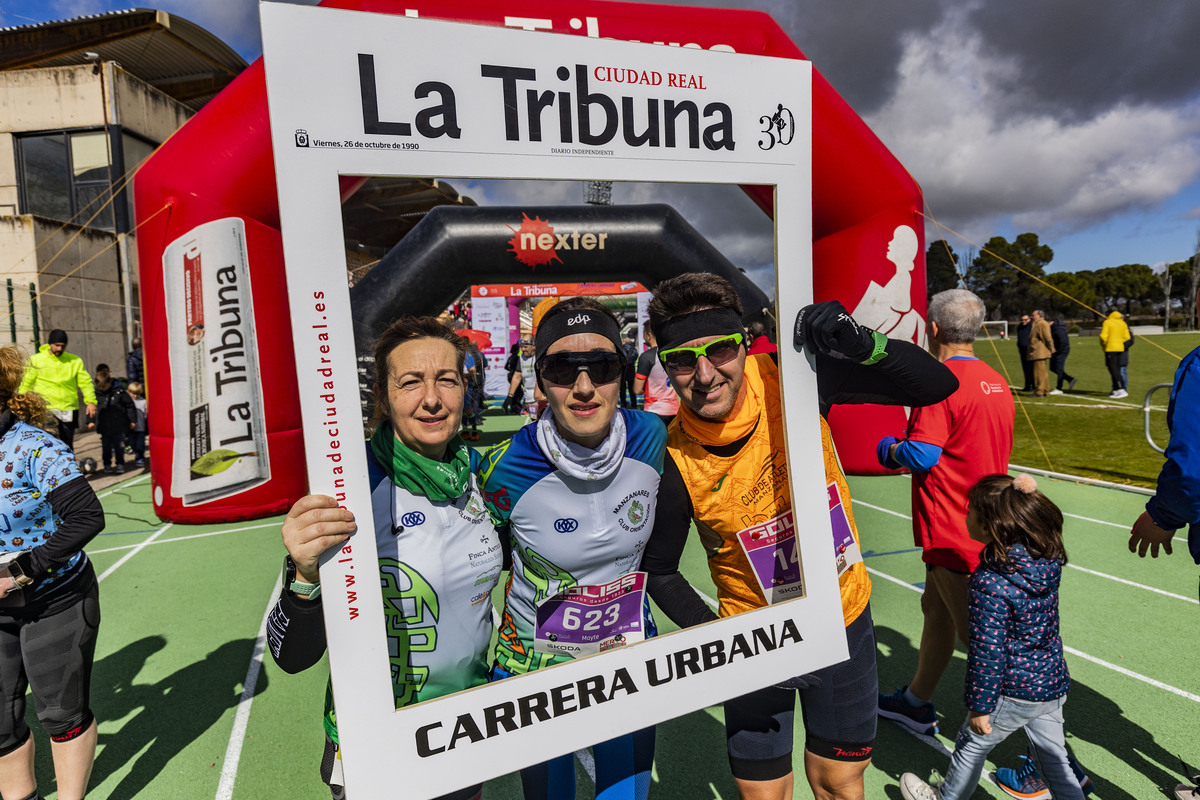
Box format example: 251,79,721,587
502,343,522,414
1048,317,1076,394
91,364,136,474
125,337,144,386
1016,313,1033,391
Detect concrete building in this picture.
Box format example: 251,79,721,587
0,9,245,373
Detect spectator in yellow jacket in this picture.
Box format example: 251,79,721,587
18,330,96,450
1099,312,1131,399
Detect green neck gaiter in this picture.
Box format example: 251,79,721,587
369,424,470,502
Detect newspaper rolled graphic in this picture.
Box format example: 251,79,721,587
163,218,270,505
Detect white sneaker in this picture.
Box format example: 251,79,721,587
1114,389,1129,398
1049,389,1063,395
900,772,941,800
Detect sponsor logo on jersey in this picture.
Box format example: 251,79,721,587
613,489,652,532
553,517,579,533
980,379,1005,395
379,558,438,708
400,511,426,527
711,474,729,492
468,543,504,563
458,492,488,524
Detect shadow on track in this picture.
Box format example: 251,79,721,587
86,635,268,799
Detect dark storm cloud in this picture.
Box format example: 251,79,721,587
641,0,946,115
969,0,1200,120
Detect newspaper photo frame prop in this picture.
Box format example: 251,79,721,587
262,4,839,796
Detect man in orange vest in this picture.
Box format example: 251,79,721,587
640,273,957,800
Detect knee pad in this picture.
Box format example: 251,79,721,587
45,709,93,742
0,725,32,757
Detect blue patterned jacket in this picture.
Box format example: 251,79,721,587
965,543,1070,714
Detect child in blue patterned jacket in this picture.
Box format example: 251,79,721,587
899,473,1088,800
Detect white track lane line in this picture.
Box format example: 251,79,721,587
852,500,911,520
88,521,279,555
97,472,151,497
1065,564,1197,604
95,523,171,582
865,567,1200,704
1063,511,1188,545
855,502,1192,595
216,575,282,800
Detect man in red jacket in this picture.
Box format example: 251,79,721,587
876,289,1015,735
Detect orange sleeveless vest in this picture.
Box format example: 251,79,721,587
668,355,871,626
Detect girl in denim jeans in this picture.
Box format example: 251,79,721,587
899,473,1086,800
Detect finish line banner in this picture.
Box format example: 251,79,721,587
263,4,830,796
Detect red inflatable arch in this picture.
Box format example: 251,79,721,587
134,0,923,523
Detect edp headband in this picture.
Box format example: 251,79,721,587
534,308,624,362
654,307,745,352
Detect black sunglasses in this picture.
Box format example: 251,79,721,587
537,351,624,386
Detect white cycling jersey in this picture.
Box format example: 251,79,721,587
366,446,504,707
478,408,667,674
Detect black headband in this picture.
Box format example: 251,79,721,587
654,307,745,351
534,308,624,362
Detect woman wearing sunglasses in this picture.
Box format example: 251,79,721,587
267,317,504,800
478,297,667,800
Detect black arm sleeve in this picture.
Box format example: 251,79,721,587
267,587,329,674
814,339,959,414
23,476,104,578
122,392,137,425
640,456,719,629
635,349,656,378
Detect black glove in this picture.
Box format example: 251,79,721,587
794,301,876,362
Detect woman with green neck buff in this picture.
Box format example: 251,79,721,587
267,317,503,800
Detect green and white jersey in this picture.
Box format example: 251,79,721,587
368,447,504,708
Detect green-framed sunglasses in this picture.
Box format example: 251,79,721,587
658,333,744,375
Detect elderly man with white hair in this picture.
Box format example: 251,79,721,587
876,289,1016,736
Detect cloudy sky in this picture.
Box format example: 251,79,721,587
8,0,1200,293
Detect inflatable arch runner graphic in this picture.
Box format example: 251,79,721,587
134,0,926,523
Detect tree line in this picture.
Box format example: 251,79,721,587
926,231,1200,327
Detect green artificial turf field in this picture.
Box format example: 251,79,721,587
27,402,1198,799
972,332,1200,489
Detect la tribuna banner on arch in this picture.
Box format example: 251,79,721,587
133,0,924,523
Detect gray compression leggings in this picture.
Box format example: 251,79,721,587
0,584,100,754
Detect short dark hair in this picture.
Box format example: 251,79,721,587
370,316,467,432
647,273,743,330
96,363,110,372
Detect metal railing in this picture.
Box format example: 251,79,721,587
1144,383,1174,454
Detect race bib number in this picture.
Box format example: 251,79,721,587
535,572,647,657
736,511,805,605
828,482,863,577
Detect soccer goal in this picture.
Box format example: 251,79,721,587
979,320,1009,339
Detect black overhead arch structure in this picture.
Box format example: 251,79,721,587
350,202,771,356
